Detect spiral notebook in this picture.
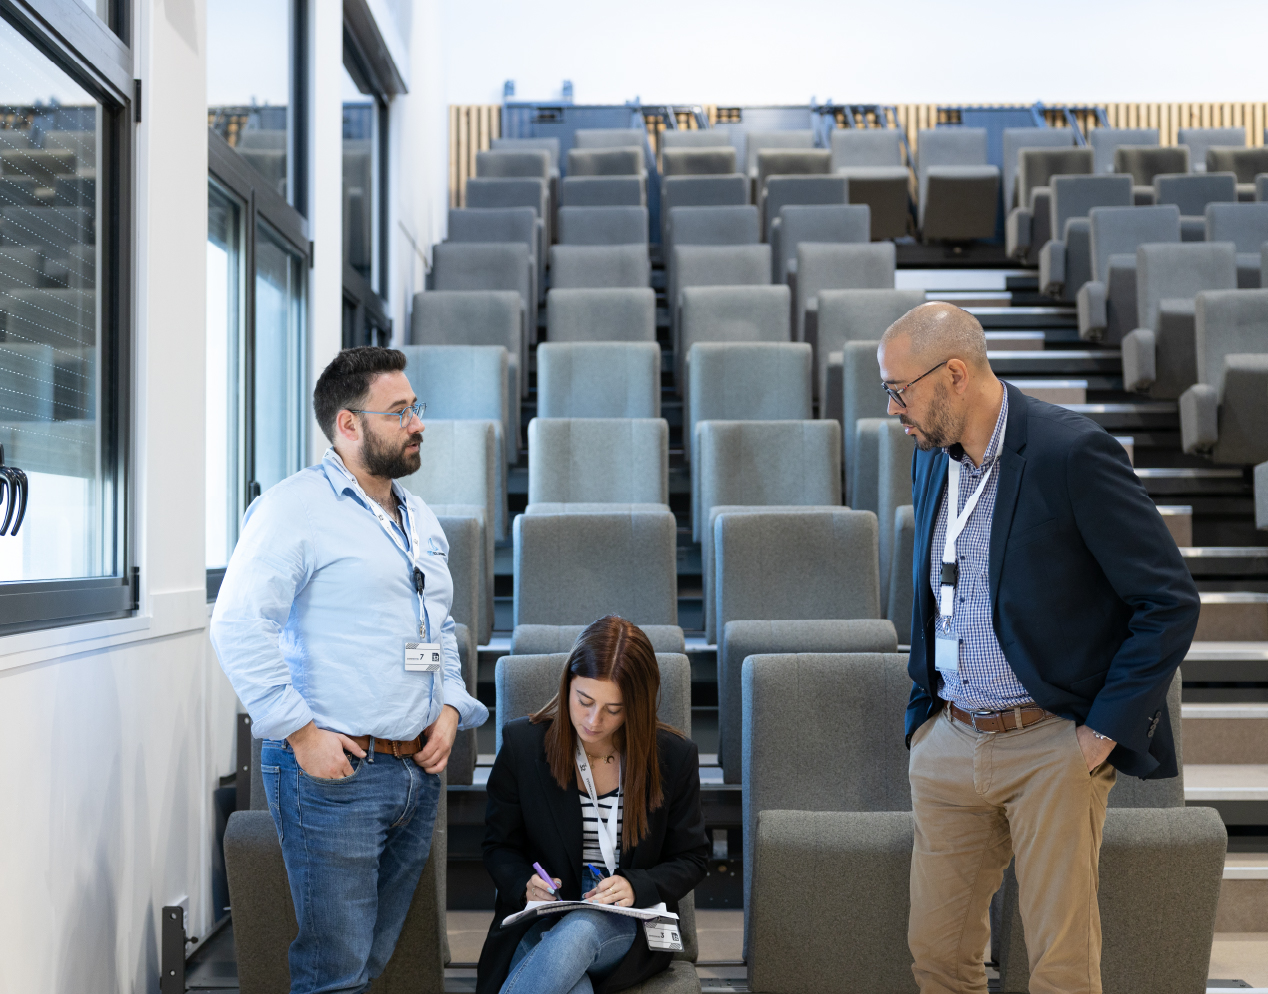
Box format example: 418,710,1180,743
500,900,677,929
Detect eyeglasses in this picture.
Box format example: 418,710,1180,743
881,361,948,409
347,401,426,429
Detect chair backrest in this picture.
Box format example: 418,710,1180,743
399,344,506,421
1177,127,1245,172
574,128,646,150
557,206,648,245
447,207,537,252
756,149,831,195
510,624,687,655
698,419,841,512
476,149,550,180
916,127,987,173
797,243,897,318
1049,174,1134,237
1194,288,1268,392
674,244,771,291
567,147,643,177
669,205,760,246
661,130,733,149
1088,205,1181,282
1089,127,1159,173
1136,242,1237,332
744,130,816,175
397,419,497,541
1106,672,1185,808
1153,172,1237,216
410,290,520,352
432,242,531,309
495,651,692,751
491,136,560,170
528,417,668,504
1113,145,1189,186
1014,146,1093,210
546,287,656,342
1206,146,1268,184
549,245,650,288
688,343,812,445
680,285,790,350
1206,202,1268,253
830,129,903,170
660,174,748,211
464,177,547,217
777,204,870,281
1002,127,1076,208
560,176,645,207
536,342,661,418
875,418,914,613
763,175,848,235
662,147,737,176
513,510,678,626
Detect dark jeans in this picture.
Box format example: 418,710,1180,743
260,739,442,994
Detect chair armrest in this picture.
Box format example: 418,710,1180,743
1121,329,1156,392
1179,383,1219,453
1005,206,1033,260
824,350,843,426
1255,460,1268,530
224,810,297,994
887,505,916,635
1077,280,1107,341
1038,239,1065,296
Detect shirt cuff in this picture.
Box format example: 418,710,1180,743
444,675,489,731
249,687,315,742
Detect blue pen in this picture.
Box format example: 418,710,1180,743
586,863,608,882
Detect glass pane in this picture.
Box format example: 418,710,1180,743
208,0,292,202
206,183,243,569
253,221,304,493
0,16,108,581
342,65,375,284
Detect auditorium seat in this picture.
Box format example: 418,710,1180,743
1153,172,1237,240
830,128,910,240
755,149,831,212
560,175,645,207
1178,126,1245,172
662,147,737,177
743,130,815,182
889,505,917,635
742,652,913,976
574,127,647,151
1206,203,1268,286
401,344,516,464
1114,145,1190,203
432,241,532,343
545,287,656,342
695,419,843,634
490,137,560,224
567,147,643,178
816,288,924,428
1179,289,1268,465
556,205,649,245
659,174,749,247
476,148,550,183
508,624,686,656
410,289,523,400
762,174,848,248
1005,146,1093,264
1038,174,1134,299
1001,127,1076,211
526,417,668,507
685,341,811,462
796,242,897,347
841,337,892,492
1077,204,1181,343
850,417,914,618
464,177,551,247
447,205,540,307
671,245,772,373
435,513,484,658
550,244,650,288
1206,147,1268,200
661,129,732,150
1121,243,1237,397
664,205,759,298
536,342,660,418
916,127,1000,241
774,203,869,285
1090,127,1159,174
677,284,788,396
512,508,677,627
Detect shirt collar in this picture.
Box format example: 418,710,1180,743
947,384,1008,472
321,447,405,504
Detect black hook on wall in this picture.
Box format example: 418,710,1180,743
0,445,29,536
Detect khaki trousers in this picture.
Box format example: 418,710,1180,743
908,705,1116,994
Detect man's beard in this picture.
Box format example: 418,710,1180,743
361,422,423,478
899,383,963,452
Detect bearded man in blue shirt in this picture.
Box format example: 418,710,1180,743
212,346,488,994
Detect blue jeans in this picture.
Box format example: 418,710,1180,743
500,906,638,994
260,739,442,994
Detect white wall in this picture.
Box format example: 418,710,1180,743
441,0,1268,106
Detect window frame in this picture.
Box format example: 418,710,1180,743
0,0,135,635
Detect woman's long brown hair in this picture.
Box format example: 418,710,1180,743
530,615,682,851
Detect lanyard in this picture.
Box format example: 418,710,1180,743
575,740,621,874
329,453,431,641
939,453,994,619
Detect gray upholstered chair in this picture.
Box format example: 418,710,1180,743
1206,202,1268,286
448,205,540,307
490,138,560,235
1114,145,1190,204
526,417,668,508
1001,127,1076,210
1153,172,1237,240
546,287,656,343
1089,127,1159,174
916,128,999,241
795,242,897,347
560,175,645,208
1179,288,1268,465
1077,204,1181,343
762,174,849,250
509,625,686,656
1004,145,1093,264
550,244,650,289
755,149,831,212
1177,126,1245,173
661,130,732,150
1038,174,1134,300
659,173,749,247
1206,147,1268,200
667,205,759,247
557,206,648,245
536,342,660,419
842,339,891,495
512,509,677,627
478,148,551,181
685,342,810,462
1256,461,1268,529
816,288,924,422
399,344,516,464
1120,243,1237,397
831,128,910,240
743,130,815,179
433,512,481,668
678,285,790,400
410,289,524,400
671,244,771,371
662,147,736,177
574,128,647,151
774,203,870,284
567,147,643,178
850,417,914,618
432,241,532,344
465,177,551,246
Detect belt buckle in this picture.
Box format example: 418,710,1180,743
970,710,995,733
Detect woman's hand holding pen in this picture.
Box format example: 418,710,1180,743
526,873,561,903
584,873,634,907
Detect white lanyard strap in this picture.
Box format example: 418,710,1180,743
575,740,621,874
939,454,994,619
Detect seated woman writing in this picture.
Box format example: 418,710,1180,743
478,615,708,994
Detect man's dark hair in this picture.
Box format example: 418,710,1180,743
313,346,407,442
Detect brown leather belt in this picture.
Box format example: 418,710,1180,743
347,734,423,758
949,702,1055,734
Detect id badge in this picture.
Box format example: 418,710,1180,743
404,641,442,673
934,630,960,679
643,918,684,953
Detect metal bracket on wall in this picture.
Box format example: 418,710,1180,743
159,906,185,993
235,713,253,812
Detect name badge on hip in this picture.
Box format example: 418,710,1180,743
405,641,442,673
644,918,684,953
935,631,960,679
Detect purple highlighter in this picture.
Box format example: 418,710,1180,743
532,861,558,895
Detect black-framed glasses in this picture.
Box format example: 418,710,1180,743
347,402,426,428
882,361,948,409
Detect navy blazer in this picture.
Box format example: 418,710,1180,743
906,382,1200,779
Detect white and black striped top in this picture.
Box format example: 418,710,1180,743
579,787,623,863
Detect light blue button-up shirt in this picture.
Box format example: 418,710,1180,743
211,448,489,741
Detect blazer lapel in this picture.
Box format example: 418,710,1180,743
988,384,1030,611
536,753,583,893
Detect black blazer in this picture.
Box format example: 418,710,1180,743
477,718,709,994
906,382,1200,779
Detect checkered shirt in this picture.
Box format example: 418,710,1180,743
928,387,1034,711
